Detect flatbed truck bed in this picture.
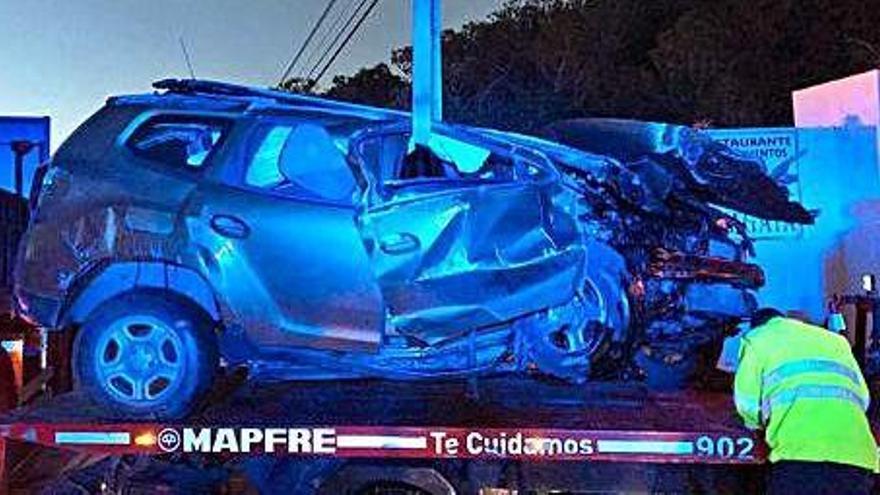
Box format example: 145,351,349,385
0,376,778,493
3,377,748,431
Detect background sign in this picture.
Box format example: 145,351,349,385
707,128,803,239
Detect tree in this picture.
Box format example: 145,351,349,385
324,63,409,110
303,0,880,132
278,77,316,94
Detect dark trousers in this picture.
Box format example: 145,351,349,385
768,461,875,495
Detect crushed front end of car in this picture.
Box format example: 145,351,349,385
539,118,815,381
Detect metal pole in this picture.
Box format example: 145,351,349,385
431,0,442,123
12,150,23,197
412,0,442,146
10,141,35,198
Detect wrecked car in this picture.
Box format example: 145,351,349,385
13,80,813,418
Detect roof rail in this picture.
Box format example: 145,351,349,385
153,79,406,121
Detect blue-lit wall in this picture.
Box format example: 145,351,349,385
720,126,880,321
0,116,50,197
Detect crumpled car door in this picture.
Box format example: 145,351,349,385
354,134,585,344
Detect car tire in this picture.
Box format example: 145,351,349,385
73,290,218,420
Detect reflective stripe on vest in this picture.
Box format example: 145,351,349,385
736,395,760,417
761,384,868,418
736,394,764,427
764,359,862,392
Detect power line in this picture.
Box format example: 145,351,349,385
301,0,359,80
307,0,380,90
277,0,340,87
179,37,196,80
304,0,371,84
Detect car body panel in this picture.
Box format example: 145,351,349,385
63,261,219,323
359,183,584,343
16,108,212,314
185,180,384,351
350,125,586,343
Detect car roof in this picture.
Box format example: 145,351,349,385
108,79,408,122
109,79,610,167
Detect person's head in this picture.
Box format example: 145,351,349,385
750,307,784,329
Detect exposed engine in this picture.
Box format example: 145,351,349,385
541,119,815,380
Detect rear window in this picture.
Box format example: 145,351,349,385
127,115,228,169
55,105,146,168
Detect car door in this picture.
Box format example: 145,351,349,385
353,130,585,344
187,117,384,352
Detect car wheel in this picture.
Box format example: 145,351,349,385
73,291,218,420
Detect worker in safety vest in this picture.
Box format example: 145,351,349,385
735,308,878,494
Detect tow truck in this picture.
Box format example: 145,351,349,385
0,133,776,490
0,111,872,494
0,2,874,492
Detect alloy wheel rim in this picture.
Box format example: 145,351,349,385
94,315,185,404
546,277,609,359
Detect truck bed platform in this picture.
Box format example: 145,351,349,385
3,377,746,428
1,377,761,465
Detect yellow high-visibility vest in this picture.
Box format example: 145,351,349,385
735,317,878,472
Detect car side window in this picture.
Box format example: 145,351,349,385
244,122,356,203
128,116,226,169
371,133,520,185
357,132,528,202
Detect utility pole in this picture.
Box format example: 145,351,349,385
411,0,442,147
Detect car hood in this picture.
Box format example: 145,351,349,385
543,118,815,224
